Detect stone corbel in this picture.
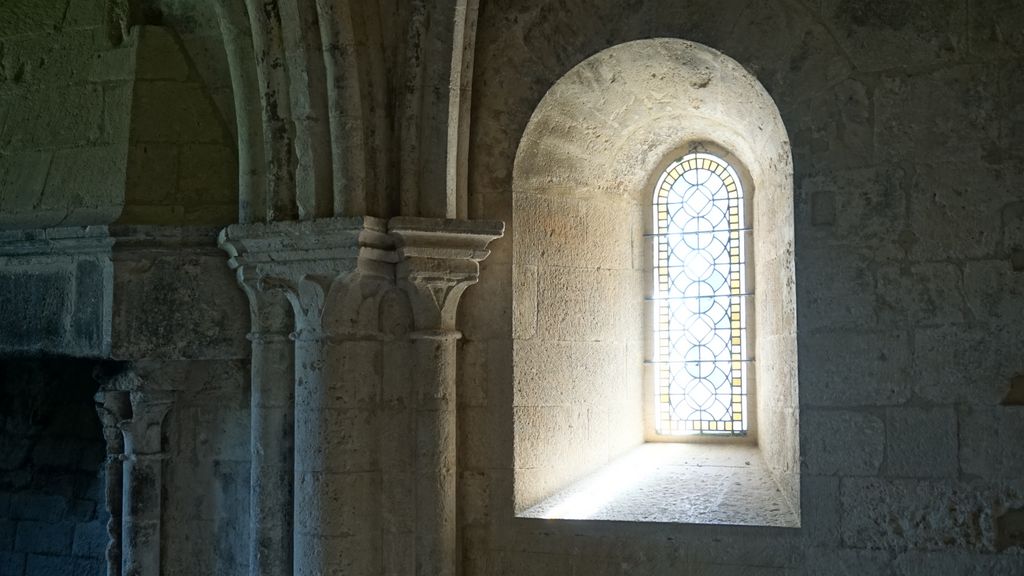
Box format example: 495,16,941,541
388,216,503,576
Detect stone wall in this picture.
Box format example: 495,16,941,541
0,227,113,358
461,0,1024,573
3,0,1024,574
0,0,237,230
0,225,252,576
108,227,251,576
0,0,134,230
0,358,107,576
119,25,237,226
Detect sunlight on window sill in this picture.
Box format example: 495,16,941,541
518,443,799,527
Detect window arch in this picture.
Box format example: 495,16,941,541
652,150,750,436
511,38,799,525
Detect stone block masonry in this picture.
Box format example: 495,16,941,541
3,0,1024,574
0,358,109,576
0,0,135,230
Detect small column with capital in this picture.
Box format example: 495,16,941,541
389,217,503,576
120,390,173,576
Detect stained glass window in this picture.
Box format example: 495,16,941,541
652,151,749,435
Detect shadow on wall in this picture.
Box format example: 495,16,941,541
0,1,239,230
0,357,112,575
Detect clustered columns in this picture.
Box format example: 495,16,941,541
220,216,502,576
94,381,175,576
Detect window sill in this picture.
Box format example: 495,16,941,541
518,442,799,527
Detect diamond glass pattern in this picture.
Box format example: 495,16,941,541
653,152,748,435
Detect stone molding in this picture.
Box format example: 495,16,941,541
220,216,504,338
220,216,397,339
108,225,224,256
390,217,505,335
0,225,227,258
0,225,114,257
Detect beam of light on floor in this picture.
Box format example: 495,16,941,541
540,444,660,520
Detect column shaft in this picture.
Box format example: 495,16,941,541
294,335,383,576
413,335,458,576
121,454,164,576
95,391,130,576
120,392,172,576
250,330,295,576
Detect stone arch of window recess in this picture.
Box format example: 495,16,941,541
511,38,799,526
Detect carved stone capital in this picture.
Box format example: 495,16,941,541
120,390,174,457
94,389,131,456
389,217,504,334
220,217,397,340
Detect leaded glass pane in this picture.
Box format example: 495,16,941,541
652,152,748,435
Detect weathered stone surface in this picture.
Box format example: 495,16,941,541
1004,376,1024,406
800,330,911,407
134,26,191,82
24,554,102,576
968,0,1024,58
963,260,1024,325
72,520,107,559
877,66,998,166
9,494,65,523
995,507,1024,553
458,338,513,412
110,227,248,360
796,166,907,260
892,551,1024,575
796,247,877,331
885,406,958,478
958,405,1024,480
514,339,626,408
534,266,640,342
800,548,891,576
876,263,964,326
0,270,69,351
908,160,1012,261
913,325,1024,405
14,521,74,555
0,517,14,550
801,410,883,476
822,0,965,71
840,479,998,551
0,551,23,574
513,193,587,268
801,476,841,547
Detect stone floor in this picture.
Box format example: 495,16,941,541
520,443,798,527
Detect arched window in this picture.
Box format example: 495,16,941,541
652,150,750,436
511,39,799,526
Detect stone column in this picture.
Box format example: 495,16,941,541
94,389,131,576
389,217,503,576
221,217,397,576
120,390,173,576
237,270,295,576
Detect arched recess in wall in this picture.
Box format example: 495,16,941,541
511,38,800,526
